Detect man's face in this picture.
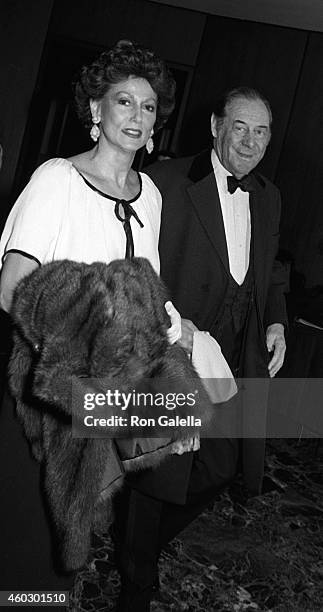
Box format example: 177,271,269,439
211,96,271,178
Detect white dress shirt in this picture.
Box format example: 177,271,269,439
211,149,251,285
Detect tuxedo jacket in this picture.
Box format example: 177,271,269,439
140,150,288,497
146,149,288,378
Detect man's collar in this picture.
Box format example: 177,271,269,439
211,149,232,193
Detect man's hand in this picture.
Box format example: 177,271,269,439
177,318,199,354
266,323,286,377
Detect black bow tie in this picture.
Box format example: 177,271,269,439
227,175,254,194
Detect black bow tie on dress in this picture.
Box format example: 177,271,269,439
114,200,144,259
227,174,254,194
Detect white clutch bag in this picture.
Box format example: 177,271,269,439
192,331,238,404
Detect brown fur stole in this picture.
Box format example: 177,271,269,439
9,257,213,570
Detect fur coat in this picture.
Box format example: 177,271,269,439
9,257,213,570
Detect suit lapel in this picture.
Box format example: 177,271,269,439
186,151,229,272
249,174,271,285
186,152,272,279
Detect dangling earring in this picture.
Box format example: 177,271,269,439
90,117,100,142
146,129,154,154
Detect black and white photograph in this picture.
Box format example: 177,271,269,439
0,1,323,611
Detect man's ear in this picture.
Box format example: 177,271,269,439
210,113,218,138
90,99,101,122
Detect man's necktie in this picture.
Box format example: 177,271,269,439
227,175,254,194
114,200,144,258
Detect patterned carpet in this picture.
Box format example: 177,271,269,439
68,439,323,612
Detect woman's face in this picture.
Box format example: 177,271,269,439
90,76,157,153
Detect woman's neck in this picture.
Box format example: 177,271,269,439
70,143,139,200
89,143,135,188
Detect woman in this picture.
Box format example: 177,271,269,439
0,39,176,308
0,39,179,606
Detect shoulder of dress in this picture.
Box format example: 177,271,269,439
32,157,73,180
140,171,162,196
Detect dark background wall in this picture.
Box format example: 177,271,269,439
0,0,54,221
178,16,323,287
0,0,322,287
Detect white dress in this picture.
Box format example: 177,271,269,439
0,157,162,589
0,158,161,272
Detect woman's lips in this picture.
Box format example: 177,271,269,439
122,129,143,138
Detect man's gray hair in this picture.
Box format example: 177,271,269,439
213,86,273,125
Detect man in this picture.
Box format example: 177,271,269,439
149,86,287,489
116,88,287,611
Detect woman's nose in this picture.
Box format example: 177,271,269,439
131,104,142,123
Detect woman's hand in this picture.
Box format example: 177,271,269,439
164,301,182,345
178,319,199,355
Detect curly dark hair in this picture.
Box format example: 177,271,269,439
74,40,176,131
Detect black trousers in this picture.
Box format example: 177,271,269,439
114,291,248,607
114,437,238,596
